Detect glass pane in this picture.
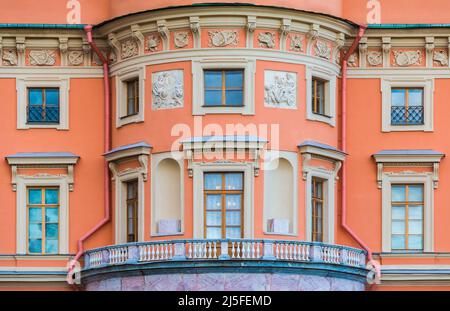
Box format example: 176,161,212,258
28,239,42,253
314,181,323,198
127,182,137,199
392,205,406,220
28,224,42,239
409,205,423,220
225,90,243,106
206,195,222,210
45,239,58,254
204,174,222,190
204,71,222,88
28,189,42,204
46,223,58,239
408,236,423,250
226,227,241,239
45,106,60,123
225,71,243,88
226,195,241,210
29,208,42,222
45,208,59,223
408,185,423,202
316,217,323,233
392,185,406,202
391,235,405,250
45,189,59,204
391,89,406,106
45,89,59,105
226,211,241,226
206,211,221,226
315,202,323,218
408,220,423,235
206,227,221,239
127,98,135,114
204,90,222,106
392,220,405,234
128,219,134,234
28,89,43,105
28,106,44,122
225,174,243,190
408,89,423,106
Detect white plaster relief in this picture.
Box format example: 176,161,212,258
258,32,276,48
264,70,297,109
29,50,56,66
289,34,303,52
174,32,189,48
152,70,184,110
393,50,422,67
2,49,17,66
367,51,382,66
121,39,138,59
315,41,331,60
208,30,238,47
68,50,84,66
433,50,448,66
147,35,160,52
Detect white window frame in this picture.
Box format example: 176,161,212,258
305,167,335,244
16,77,70,130
381,173,434,253
306,66,336,126
151,151,185,237
263,151,298,236
16,176,69,255
192,58,256,115
192,162,254,239
381,77,434,132
115,66,145,128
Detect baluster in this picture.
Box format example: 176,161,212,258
256,242,261,258
251,242,255,259
213,242,217,259
231,242,236,258
188,243,192,259
236,242,241,259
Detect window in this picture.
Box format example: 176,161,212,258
192,58,256,115
381,78,434,132
312,78,326,116
126,79,139,117
391,184,424,251
204,173,243,239
27,88,60,124
311,178,324,242
391,88,424,126
125,180,139,242
204,70,244,107
27,187,59,254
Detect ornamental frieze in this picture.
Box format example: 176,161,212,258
68,50,84,66
258,32,276,49
174,31,190,49
264,70,297,109
433,49,448,66
392,50,423,67
208,30,238,47
289,34,304,52
121,39,139,59
2,49,18,66
152,70,184,110
314,40,331,60
367,50,383,66
28,50,57,66
146,34,161,52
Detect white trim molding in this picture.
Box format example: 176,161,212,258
115,66,146,128
305,65,337,126
381,77,434,132
192,161,254,239
298,141,345,180
380,172,435,253
16,77,70,130
192,58,256,115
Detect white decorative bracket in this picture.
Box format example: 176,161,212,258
301,153,312,180
108,33,121,61
138,155,149,182
15,36,26,66
359,36,368,68
333,32,345,65
425,36,435,68
382,37,391,67
246,16,257,48
190,16,201,49
279,18,291,51
307,24,320,54
82,37,91,66
157,20,170,51
433,162,440,189
131,24,145,55
59,38,69,66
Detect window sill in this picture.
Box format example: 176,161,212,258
263,231,297,237
151,232,184,238
312,113,332,119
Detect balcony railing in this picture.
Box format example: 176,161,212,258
83,239,367,270
391,106,424,125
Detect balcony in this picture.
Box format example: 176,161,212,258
391,106,424,126
81,239,368,291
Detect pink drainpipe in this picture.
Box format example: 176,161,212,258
68,25,111,275
340,25,379,274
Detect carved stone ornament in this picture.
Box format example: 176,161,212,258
152,70,184,110
433,50,448,66
29,50,56,66
348,53,358,67
68,50,84,66
289,34,303,52
208,30,238,47
174,32,189,48
367,51,382,66
2,49,18,66
147,34,160,52
264,70,297,109
121,39,138,59
393,50,422,67
258,32,276,48
315,40,331,60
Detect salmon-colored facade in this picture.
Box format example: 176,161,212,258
1,0,450,291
